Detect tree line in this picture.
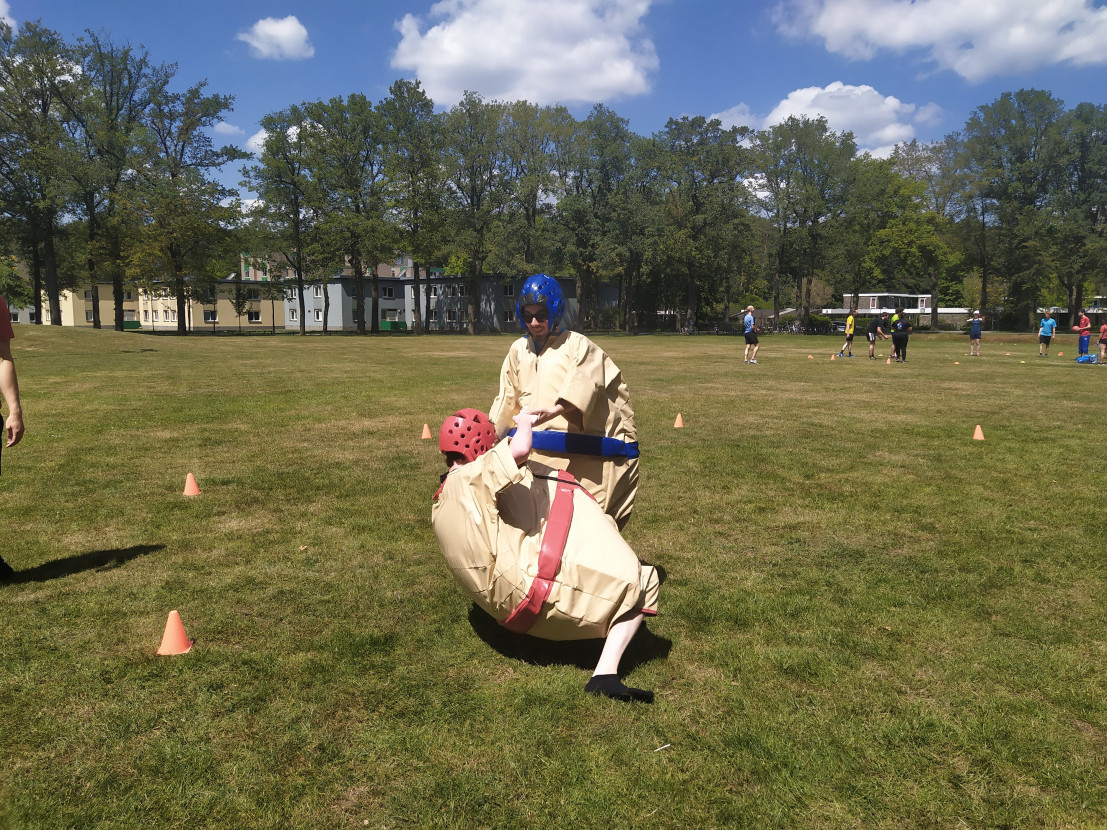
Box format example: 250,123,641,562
2,21,1105,335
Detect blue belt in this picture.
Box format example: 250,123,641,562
508,429,640,459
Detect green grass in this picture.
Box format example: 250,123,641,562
1,326,1105,829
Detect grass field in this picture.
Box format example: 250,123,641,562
1,326,1105,829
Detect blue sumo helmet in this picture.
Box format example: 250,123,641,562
516,274,564,331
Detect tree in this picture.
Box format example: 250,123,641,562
443,91,507,334
126,81,247,333
961,90,1067,327
0,22,79,324
56,31,168,330
379,79,446,335
303,94,391,335
751,116,855,327
242,104,315,334
646,116,749,331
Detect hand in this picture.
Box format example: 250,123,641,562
513,410,538,429
529,407,558,426
5,412,23,448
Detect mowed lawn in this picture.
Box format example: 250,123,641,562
1,325,1104,829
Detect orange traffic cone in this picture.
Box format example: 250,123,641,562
183,473,201,497
673,413,684,428
831,354,836,360
954,361,960,365
973,425,985,441
1057,351,1063,356
156,610,194,655
421,423,432,439
886,358,891,364
807,354,814,359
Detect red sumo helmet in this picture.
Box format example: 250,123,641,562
439,408,497,463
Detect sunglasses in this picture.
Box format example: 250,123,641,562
524,310,549,323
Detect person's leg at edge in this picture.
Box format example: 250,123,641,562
586,610,653,703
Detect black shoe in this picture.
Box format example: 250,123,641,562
0,557,14,582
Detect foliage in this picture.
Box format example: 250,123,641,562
1,17,1105,333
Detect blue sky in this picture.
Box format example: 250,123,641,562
5,0,1107,192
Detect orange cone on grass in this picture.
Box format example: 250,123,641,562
421,423,432,439
673,413,684,428
156,610,194,655
183,473,201,497
973,425,985,441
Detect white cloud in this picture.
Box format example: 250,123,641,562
236,15,315,60
213,121,245,136
712,82,942,158
391,0,658,106
0,1,14,31
246,129,268,155
775,0,1107,82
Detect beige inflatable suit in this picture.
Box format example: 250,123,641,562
489,330,638,529
432,440,658,641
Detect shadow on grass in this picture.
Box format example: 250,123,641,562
468,603,672,674
3,544,164,586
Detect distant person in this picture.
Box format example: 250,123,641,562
432,408,659,703
1039,310,1057,356
0,294,26,581
489,274,638,530
891,307,911,363
866,311,888,359
1074,308,1091,357
837,308,857,358
968,310,985,357
888,308,901,361
743,305,760,364
1099,320,1107,365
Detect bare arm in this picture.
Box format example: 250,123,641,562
0,339,23,448
509,410,537,466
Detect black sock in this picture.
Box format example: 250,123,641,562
585,674,654,703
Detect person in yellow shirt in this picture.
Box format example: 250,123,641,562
837,308,857,358
432,407,659,703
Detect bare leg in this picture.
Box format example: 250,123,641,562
586,611,653,703
593,611,643,676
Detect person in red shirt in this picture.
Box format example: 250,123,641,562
0,294,25,580
1075,308,1092,357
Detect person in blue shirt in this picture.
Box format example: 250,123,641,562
1038,310,1058,356
743,305,760,364
968,310,984,357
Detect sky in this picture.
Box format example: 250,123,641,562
5,0,1107,195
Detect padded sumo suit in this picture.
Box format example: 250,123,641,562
432,438,658,640
488,329,639,529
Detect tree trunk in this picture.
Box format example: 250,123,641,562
43,230,62,326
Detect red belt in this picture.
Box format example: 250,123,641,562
501,470,579,634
